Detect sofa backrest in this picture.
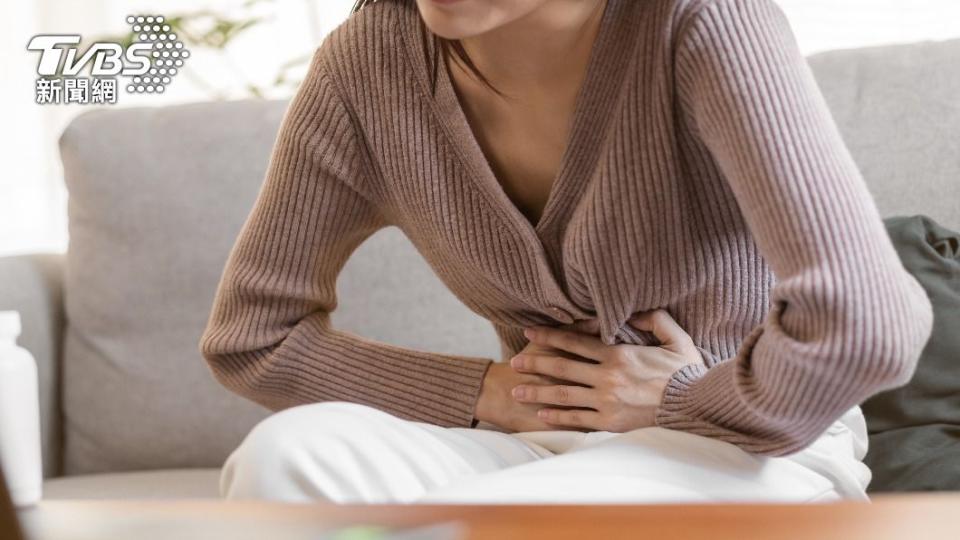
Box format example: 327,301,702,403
56,37,960,475
807,38,960,231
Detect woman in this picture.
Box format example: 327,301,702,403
200,0,933,503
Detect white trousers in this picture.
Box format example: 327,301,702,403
219,401,873,504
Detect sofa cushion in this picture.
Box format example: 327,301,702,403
807,38,960,231
43,468,221,499
58,101,284,475
58,100,501,475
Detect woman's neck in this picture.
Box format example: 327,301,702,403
456,0,608,94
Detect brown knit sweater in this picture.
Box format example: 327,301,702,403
199,0,934,456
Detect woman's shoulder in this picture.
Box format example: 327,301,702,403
310,0,417,90
666,0,787,36
669,0,782,15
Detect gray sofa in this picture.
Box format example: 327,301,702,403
2,37,958,500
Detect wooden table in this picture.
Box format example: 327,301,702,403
15,494,960,540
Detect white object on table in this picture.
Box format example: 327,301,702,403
0,310,42,507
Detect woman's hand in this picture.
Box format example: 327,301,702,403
510,309,703,432
473,320,599,432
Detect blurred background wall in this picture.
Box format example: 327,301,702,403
2,0,959,256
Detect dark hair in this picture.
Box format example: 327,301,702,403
350,0,502,96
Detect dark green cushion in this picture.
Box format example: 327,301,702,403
862,215,960,492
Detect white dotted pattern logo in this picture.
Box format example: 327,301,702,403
124,15,190,94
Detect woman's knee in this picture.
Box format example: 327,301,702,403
220,401,390,500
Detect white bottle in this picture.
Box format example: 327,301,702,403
0,311,42,507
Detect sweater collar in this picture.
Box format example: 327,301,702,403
398,0,639,235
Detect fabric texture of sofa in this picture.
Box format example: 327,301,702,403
0,37,958,499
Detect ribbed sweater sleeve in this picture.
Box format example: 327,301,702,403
656,0,935,455
198,47,493,428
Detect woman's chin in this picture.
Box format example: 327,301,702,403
414,0,525,40
417,13,482,40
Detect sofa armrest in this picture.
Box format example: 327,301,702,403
0,253,65,479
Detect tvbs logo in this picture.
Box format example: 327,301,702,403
27,15,190,105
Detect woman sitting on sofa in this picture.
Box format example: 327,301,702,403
199,0,933,504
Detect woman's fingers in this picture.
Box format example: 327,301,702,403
536,407,605,431
627,309,692,347
524,325,607,361
510,354,600,385
512,383,597,409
